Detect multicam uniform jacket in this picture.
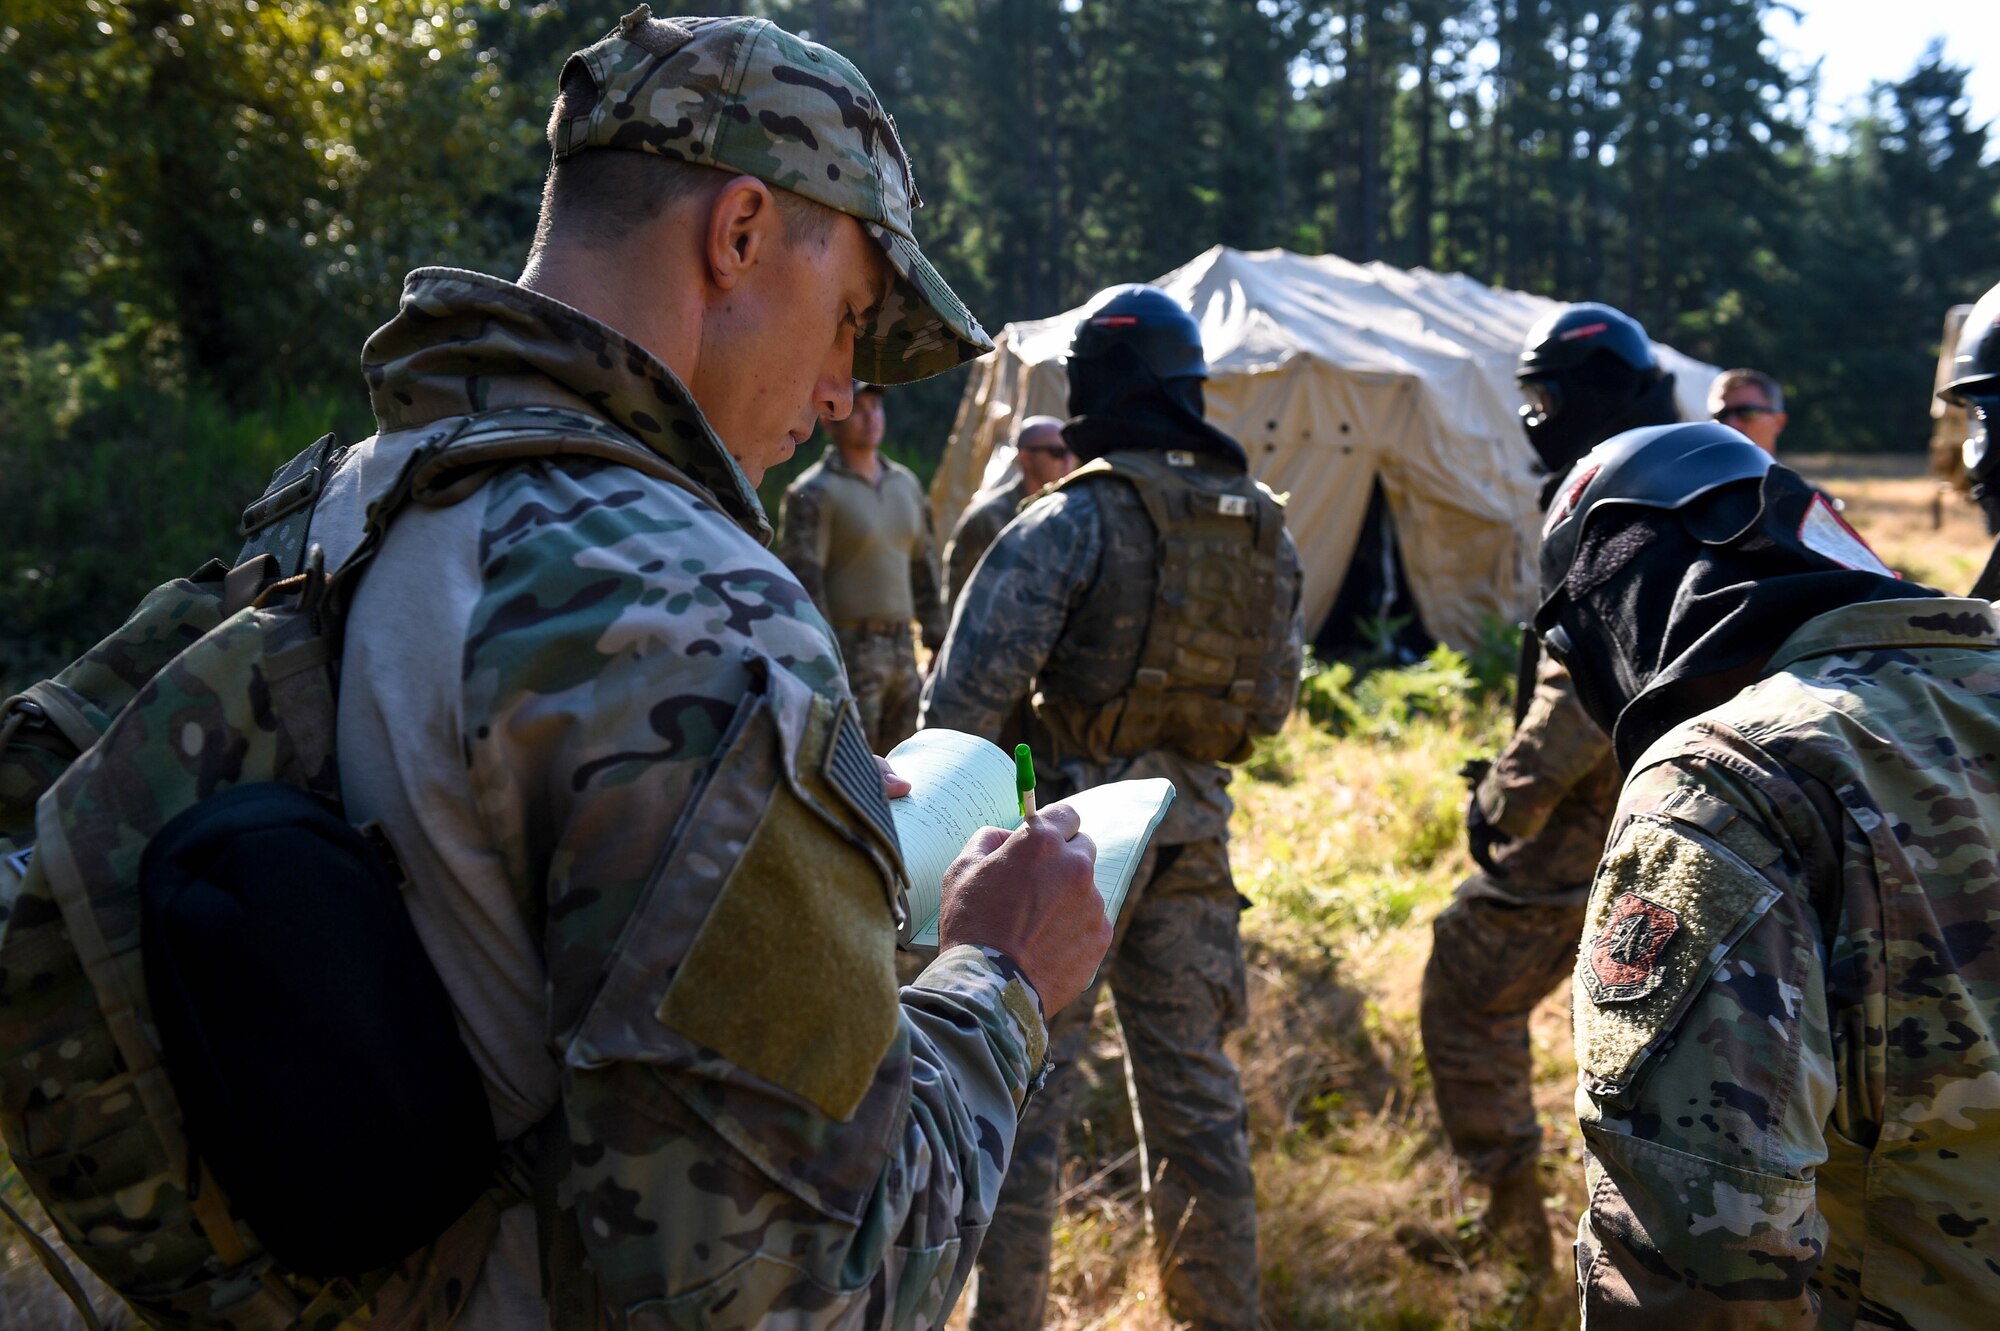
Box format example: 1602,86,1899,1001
920,473,1305,845
322,268,1046,1330
1573,597,2000,1329
943,476,1027,607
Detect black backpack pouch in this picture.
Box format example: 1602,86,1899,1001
140,782,497,1278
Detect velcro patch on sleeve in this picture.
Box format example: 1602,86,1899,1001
657,777,902,1122
1573,815,1782,1099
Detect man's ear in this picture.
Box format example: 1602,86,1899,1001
704,174,779,292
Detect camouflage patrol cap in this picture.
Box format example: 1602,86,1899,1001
550,7,992,385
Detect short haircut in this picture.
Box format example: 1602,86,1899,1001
532,60,842,260
1711,368,1785,414
1014,415,1067,448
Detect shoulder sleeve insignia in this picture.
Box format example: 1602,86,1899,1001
1584,894,1680,1004
1572,814,1784,1098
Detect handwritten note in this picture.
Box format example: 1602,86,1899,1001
885,731,1019,944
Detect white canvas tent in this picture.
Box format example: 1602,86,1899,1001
933,246,1718,653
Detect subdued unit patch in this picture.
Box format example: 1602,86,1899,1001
1583,893,1680,1003
1573,815,1782,1097
657,778,901,1121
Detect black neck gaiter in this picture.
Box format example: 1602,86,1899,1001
1553,467,1939,767
1065,344,1248,470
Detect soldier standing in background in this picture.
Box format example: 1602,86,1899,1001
924,284,1305,1331
1707,367,1789,454
1418,302,1679,1269
1945,283,2000,538
1539,422,2000,1327
327,10,1112,1325
779,381,948,749
944,415,1077,605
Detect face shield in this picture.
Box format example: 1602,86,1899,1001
1963,394,1999,480
1519,378,1562,433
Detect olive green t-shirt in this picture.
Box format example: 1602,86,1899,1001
778,446,947,647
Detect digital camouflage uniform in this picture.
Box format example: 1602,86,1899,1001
310,13,1039,1329
1420,651,1619,1186
778,447,948,750
1573,597,2000,1328
944,475,1029,606
922,451,1304,1331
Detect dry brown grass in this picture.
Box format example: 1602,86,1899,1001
1001,703,1579,1331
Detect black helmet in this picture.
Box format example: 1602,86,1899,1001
1517,302,1658,381
1944,285,2000,534
1536,422,1775,621
1534,422,1918,767
1944,282,2000,404
1515,301,1675,480
1069,284,1208,382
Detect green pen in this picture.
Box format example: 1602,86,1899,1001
1015,743,1037,818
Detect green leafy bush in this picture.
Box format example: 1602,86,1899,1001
0,341,369,691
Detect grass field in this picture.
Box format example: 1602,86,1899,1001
0,456,1987,1329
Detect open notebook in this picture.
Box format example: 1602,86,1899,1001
885,729,1177,947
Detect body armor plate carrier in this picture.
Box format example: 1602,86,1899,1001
1033,449,1293,766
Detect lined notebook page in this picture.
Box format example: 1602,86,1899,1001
885,730,1019,943
887,731,1178,947
1058,777,1177,927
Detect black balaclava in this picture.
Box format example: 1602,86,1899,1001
1064,343,1248,470
1525,354,1681,493
1547,466,1938,767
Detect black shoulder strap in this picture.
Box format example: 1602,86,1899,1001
1513,627,1541,728
530,1110,600,1331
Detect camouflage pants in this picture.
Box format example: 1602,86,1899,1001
971,838,1257,1331
1418,873,1588,1184
835,624,921,752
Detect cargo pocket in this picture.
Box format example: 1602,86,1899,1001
1580,1126,1818,1309
14,1115,218,1302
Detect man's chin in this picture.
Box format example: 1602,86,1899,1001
732,436,801,487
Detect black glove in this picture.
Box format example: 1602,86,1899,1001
1459,758,1512,878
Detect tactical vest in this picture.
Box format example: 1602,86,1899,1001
1032,449,1294,767
0,405,744,1331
